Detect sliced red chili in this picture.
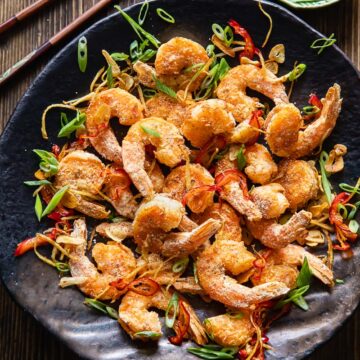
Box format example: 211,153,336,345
309,93,323,110
47,208,74,222
247,109,263,146
52,144,61,158
168,300,190,345
110,277,160,296
228,19,258,60
238,349,248,360
215,169,250,199
194,135,227,168
14,236,49,257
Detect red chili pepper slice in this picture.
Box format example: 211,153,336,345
168,300,190,345
246,109,263,146
309,93,323,110
194,135,227,168
14,236,49,257
47,208,74,222
215,169,250,199
52,144,61,158
228,19,259,60
333,243,351,251
109,277,160,296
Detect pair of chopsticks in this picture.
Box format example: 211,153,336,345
0,0,114,87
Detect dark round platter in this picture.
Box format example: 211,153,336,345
0,0,360,359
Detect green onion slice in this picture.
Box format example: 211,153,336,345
335,279,344,284
223,25,234,47
206,44,215,57
60,112,68,127
105,306,119,320
143,89,157,98
111,52,129,61
310,33,336,55
55,261,70,273
58,112,86,138
77,36,88,73
115,5,160,48
134,331,161,338
152,75,177,98
349,219,359,234
296,257,312,288
106,66,114,88
138,0,149,25
236,145,246,171
140,125,161,138
24,180,51,186
193,262,199,284
156,8,175,23
34,194,43,222
172,257,189,273
41,186,69,218
138,48,157,62
33,149,59,176
84,298,118,319
302,105,320,116
165,292,179,328
339,181,360,196
187,346,235,359
212,23,225,41
319,151,333,204
337,203,348,220
287,63,307,82
226,311,244,319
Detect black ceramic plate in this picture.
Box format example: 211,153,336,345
0,0,360,359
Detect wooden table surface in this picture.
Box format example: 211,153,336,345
0,0,359,359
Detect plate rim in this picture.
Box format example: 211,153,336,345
0,0,359,359
277,0,341,10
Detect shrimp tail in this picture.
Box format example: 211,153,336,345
161,218,221,257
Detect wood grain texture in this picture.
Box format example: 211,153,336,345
0,0,359,359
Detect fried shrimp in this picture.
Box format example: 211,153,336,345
181,99,236,148
155,37,209,91
122,117,189,197
86,88,143,163
191,202,242,242
96,221,133,242
265,84,342,158
204,312,255,347
244,143,278,184
196,240,289,309
163,164,215,213
132,194,221,256
118,289,207,344
246,210,312,249
250,183,289,219
145,92,192,129
215,155,262,221
275,159,319,211
216,64,289,122
54,150,109,219
66,219,136,300
264,244,334,286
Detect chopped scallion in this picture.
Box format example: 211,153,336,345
140,125,161,138
172,257,189,273
138,0,149,25
287,63,307,82
34,194,43,222
58,112,86,138
24,180,51,186
152,75,177,98
310,33,336,55
77,36,88,73
156,8,175,23
41,186,69,218
165,292,179,328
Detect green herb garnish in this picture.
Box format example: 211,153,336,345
77,36,87,72
41,186,69,218
33,149,59,176
310,33,336,55
156,8,175,23
165,292,179,328
55,261,70,273
111,52,129,62
187,345,237,359
349,219,359,234
172,257,189,273
140,125,161,138
287,63,307,81
34,194,43,222
335,279,344,284
138,0,149,25
319,151,333,204
134,331,161,338
84,298,118,320
24,180,51,186
152,75,177,98
58,112,86,138
106,66,114,88
236,145,246,171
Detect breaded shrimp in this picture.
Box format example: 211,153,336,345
246,210,312,249
96,221,133,242
275,159,319,211
163,164,215,213
173,277,205,296
192,202,242,242
132,194,221,256
144,155,165,193
145,92,192,129
181,99,236,148
155,37,209,91
265,84,342,158
66,219,136,300
244,143,278,184
252,264,299,289
86,88,143,163
118,289,207,344
204,312,255,347
216,64,289,122
122,117,189,197
215,155,262,221
196,240,289,309
264,244,334,286
54,150,109,219
250,183,289,219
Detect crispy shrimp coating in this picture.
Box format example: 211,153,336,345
155,37,209,91
246,210,312,249
265,84,342,158
122,117,189,197
252,264,299,289
250,183,289,219
132,194,221,256
118,289,207,344
54,150,109,219
66,219,136,301
192,202,242,242
145,92,192,129
215,154,262,221
96,221,133,242
86,88,143,163
182,99,236,148
275,159,320,211
216,64,289,122
163,163,215,213
204,313,255,347
244,143,278,184
196,240,289,309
